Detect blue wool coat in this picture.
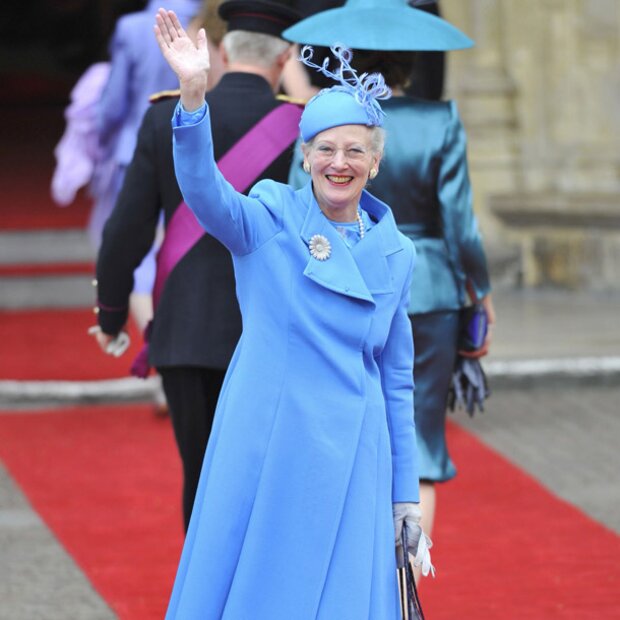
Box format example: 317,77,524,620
165,104,419,619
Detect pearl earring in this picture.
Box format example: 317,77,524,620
303,162,311,173
369,168,378,180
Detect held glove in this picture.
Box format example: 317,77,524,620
393,502,435,577
88,326,131,357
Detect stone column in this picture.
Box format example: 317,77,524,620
494,0,620,289
441,0,521,284
442,0,620,290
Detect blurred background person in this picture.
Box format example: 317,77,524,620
285,0,496,547
282,0,446,102
96,0,203,332
93,0,302,531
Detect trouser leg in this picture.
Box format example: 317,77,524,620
158,366,226,531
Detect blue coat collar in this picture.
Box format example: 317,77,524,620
298,182,405,303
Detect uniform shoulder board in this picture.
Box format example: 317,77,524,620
149,89,181,104
276,94,307,107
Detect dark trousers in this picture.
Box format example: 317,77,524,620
158,366,226,531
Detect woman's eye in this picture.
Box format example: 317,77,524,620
318,146,333,154
348,148,365,157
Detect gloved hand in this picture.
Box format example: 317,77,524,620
393,502,435,577
88,325,131,357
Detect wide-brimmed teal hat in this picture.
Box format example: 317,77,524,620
282,0,473,51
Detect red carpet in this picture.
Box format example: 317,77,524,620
0,262,95,277
0,309,145,381
422,423,620,619
0,412,618,619
0,404,183,620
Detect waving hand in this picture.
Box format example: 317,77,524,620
154,8,210,111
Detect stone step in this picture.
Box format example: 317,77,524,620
0,229,96,309
0,274,95,309
0,230,94,266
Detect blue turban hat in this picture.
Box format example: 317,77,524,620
298,45,392,143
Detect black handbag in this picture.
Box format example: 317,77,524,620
397,528,426,620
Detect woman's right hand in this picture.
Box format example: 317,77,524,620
154,9,210,111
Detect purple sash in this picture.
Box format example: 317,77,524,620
130,102,303,377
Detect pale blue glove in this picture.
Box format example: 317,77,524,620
393,502,435,577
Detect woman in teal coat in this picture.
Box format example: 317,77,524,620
364,66,496,538
155,9,431,619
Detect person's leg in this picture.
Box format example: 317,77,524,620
415,480,436,584
159,366,226,531
418,480,436,538
409,311,459,582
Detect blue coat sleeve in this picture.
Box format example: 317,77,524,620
378,241,419,503
438,101,491,301
172,102,283,255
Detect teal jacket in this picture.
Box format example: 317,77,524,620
290,96,491,314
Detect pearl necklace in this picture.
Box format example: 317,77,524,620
356,209,365,239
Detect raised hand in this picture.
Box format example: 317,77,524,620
154,8,210,111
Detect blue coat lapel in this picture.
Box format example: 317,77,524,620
298,184,405,304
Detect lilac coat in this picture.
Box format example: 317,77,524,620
98,0,201,166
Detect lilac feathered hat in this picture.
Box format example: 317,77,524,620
298,45,392,142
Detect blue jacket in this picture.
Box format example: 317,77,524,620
166,103,419,619
98,0,201,165
290,97,491,314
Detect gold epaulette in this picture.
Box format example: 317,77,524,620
149,89,181,103
276,94,307,106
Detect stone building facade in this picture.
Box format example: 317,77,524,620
441,0,620,290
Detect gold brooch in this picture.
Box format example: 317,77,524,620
308,234,331,261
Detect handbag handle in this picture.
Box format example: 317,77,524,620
399,528,426,620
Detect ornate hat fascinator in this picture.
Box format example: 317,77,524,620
283,0,473,52
298,44,391,142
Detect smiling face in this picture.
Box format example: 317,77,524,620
302,124,382,222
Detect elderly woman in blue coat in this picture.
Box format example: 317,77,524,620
155,8,431,620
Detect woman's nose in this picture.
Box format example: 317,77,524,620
331,149,348,168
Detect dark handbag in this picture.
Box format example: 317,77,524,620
398,528,426,620
458,303,488,352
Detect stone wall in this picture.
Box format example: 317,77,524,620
441,0,620,289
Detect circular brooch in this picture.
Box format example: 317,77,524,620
308,234,331,261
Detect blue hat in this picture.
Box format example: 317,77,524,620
282,0,473,52
298,45,391,142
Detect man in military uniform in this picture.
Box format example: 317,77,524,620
93,0,302,531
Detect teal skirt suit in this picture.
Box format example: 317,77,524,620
165,103,420,619
371,97,491,482
290,96,491,483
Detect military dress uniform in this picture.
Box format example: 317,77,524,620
96,72,300,529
